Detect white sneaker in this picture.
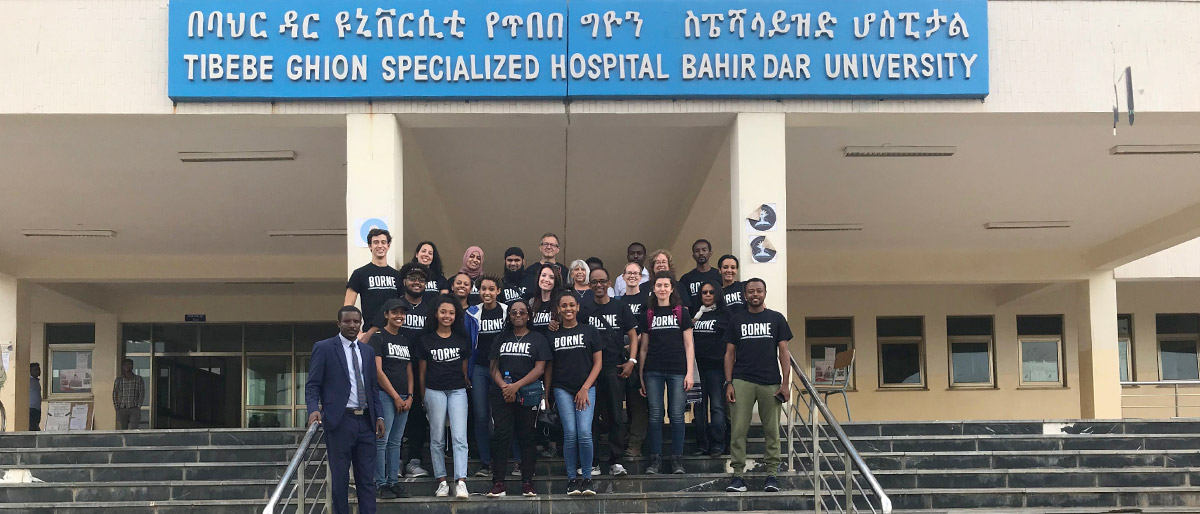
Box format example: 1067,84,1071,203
609,463,628,476
407,460,429,478
510,465,521,477
592,465,602,476
455,479,469,499
435,481,449,497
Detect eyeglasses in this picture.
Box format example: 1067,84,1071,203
540,242,559,248
590,279,609,285
700,290,716,295
511,310,529,316
624,271,640,276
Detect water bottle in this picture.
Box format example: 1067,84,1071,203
503,371,513,385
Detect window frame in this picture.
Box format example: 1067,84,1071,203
807,336,855,390
46,343,96,400
1117,313,1135,385
877,335,927,389
1156,333,1200,382
947,335,996,388
1018,336,1065,388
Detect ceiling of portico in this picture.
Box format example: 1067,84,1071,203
2,111,1200,285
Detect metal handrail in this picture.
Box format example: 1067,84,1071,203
787,356,892,514
264,421,328,514
1120,380,1200,418
1121,380,1200,386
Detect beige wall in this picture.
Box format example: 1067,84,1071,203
787,283,1085,421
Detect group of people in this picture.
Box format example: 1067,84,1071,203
305,230,794,514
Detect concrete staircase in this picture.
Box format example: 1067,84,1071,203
0,419,1198,513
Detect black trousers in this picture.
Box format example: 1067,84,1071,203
404,390,427,464
489,390,538,483
595,366,628,465
29,409,40,431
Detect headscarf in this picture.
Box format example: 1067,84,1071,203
459,246,485,279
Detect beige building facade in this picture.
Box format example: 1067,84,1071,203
3,0,1200,430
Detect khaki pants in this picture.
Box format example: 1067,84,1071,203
729,379,781,476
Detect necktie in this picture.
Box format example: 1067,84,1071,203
351,344,367,409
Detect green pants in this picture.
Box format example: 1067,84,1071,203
729,379,782,476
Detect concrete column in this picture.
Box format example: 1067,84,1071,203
730,113,788,316
0,274,31,432
92,313,119,429
1078,271,1122,419
346,114,404,277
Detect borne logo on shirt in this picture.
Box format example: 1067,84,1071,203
694,319,717,333
627,303,644,316
430,346,461,362
368,276,397,289
725,291,744,306
589,314,619,331
498,340,531,356
404,314,426,331
480,318,505,333
553,334,587,351
503,287,526,303
740,322,773,339
689,282,703,296
651,314,680,330
532,311,552,326
386,343,410,359
425,280,440,292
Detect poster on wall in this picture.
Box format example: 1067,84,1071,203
746,203,778,232
355,217,391,248
45,401,94,431
748,235,778,263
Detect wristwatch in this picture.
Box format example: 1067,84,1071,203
724,380,733,387
627,358,638,364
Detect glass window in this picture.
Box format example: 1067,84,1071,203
1017,315,1064,336
880,341,923,386
247,356,292,406
806,317,853,388
46,324,95,344
1160,339,1199,381
200,324,242,353
1020,339,1063,385
123,324,152,354
247,409,292,428
877,317,924,388
296,355,311,407
154,324,198,353
1117,314,1133,383
294,323,336,354
245,324,292,353
127,355,152,407
1156,314,1200,336
948,316,994,387
49,349,93,394
1118,339,1131,382
951,341,992,385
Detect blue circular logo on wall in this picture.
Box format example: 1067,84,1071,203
360,218,388,245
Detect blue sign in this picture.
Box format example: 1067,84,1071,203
169,0,987,101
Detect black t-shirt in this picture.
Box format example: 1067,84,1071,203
522,262,567,293
501,281,527,304
398,293,437,349
369,329,413,395
637,305,694,374
680,267,721,312
569,288,596,310
585,300,637,366
490,331,552,384
474,304,507,367
347,263,401,330
722,281,746,314
691,309,729,370
424,274,447,295
529,298,555,336
467,282,482,307
418,332,471,391
549,323,602,394
622,289,649,319
725,308,794,385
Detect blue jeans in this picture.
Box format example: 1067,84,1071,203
425,388,469,480
470,365,493,465
554,387,596,480
643,370,686,457
694,367,729,453
375,391,410,486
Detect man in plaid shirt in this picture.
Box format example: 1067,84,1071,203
113,358,145,429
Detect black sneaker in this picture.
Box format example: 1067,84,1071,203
645,455,661,475
671,456,685,474
763,475,780,493
691,447,709,456
474,465,492,478
581,478,596,496
377,485,397,500
567,479,582,496
390,483,411,498
709,447,725,458
726,476,748,492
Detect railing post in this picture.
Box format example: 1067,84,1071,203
844,451,853,513
1175,384,1181,418
811,400,822,514
297,458,306,514
325,457,334,514
788,385,796,473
